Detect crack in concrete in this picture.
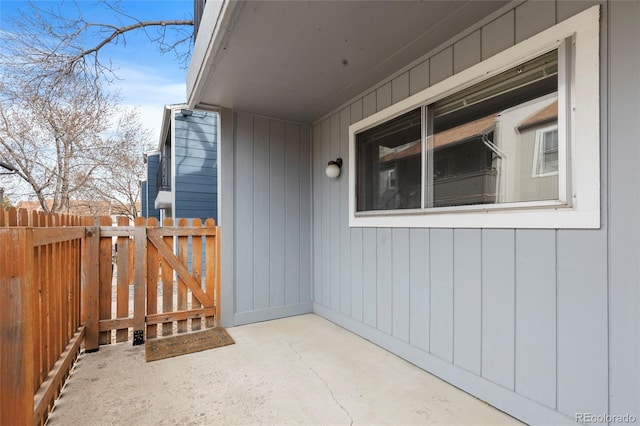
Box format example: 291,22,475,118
289,341,354,426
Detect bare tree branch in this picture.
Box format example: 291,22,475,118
1,1,193,99
0,0,182,214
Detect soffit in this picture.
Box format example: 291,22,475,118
192,1,510,123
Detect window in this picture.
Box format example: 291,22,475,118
356,108,421,211
532,125,559,177
348,6,600,228
356,50,560,211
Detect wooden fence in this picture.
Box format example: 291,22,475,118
0,208,85,426
86,216,220,349
0,208,220,425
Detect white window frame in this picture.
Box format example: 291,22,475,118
532,124,560,178
386,169,398,190
348,5,600,229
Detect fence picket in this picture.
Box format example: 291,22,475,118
205,218,217,328
41,213,51,380
162,218,174,336
61,214,69,347
177,218,189,334
146,217,159,339
84,216,100,352
32,212,42,393
18,208,29,226
0,227,35,425
191,218,203,331
8,207,17,226
116,216,130,342
98,216,113,345
133,217,147,344
51,214,60,369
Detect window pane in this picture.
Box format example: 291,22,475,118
543,130,558,151
356,108,422,211
534,128,559,175
427,50,559,207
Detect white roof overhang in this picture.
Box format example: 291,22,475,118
187,1,511,123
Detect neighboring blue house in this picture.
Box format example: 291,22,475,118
141,104,218,224
186,2,639,425
141,152,161,220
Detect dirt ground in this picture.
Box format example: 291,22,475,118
46,314,521,426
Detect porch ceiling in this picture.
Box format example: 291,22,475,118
187,1,510,123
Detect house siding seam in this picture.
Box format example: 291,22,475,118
309,2,633,425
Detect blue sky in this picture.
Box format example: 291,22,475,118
0,0,194,144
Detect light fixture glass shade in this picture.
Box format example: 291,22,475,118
325,163,341,178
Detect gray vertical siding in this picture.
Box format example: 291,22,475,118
481,10,514,60
173,113,218,222
309,1,633,425
349,101,364,323
607,0,640,419
481,229,515,390
362,228,377,328
212,0,637,424
299,127,312,305
141,182,148,217
429,229,454,363
453,229,481,375
409,229,429,352
330,114,340,313
234,112,254,314
391,228,410,342
312,124,322,304
284,122,301,306
232,112,313,325
514,230,557,409
219,108,235,328
252,117,270,311
144,153,161,220
269,120,285,307
339,107,351,317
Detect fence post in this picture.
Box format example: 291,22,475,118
0,228,35,425
205,219,216,328
98,216,113,345
215,226,221,326
84,219,100,352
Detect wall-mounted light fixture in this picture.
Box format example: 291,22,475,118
325,158,343,178
179,109,193,117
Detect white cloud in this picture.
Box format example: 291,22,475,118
108,63,187,144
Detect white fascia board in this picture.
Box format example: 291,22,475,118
157,104,189,151
187,0,239,110
157,105,173,151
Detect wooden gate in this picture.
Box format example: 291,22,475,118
84,216,220,350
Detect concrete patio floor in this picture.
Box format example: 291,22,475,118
47,314,521,425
